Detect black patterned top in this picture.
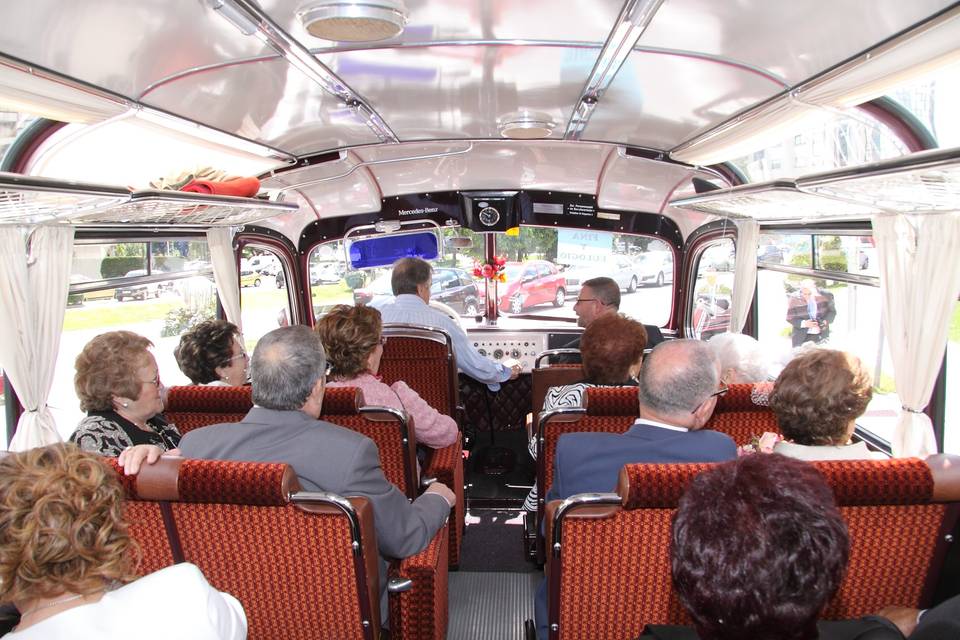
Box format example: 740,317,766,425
70,411,182,457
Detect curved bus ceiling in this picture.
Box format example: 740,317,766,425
1,0,957,245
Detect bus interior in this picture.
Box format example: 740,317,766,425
1,1,959,638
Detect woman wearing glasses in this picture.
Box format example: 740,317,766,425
70,331,181,457
174,319,249,387
316,304,457,449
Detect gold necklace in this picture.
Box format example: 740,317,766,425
19,593,86,617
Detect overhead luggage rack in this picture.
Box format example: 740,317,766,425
0,173,298,227
671,146,960,221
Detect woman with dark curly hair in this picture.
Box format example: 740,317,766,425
174,319,248,386
768,349,882,461
70,331,181,457
524,313,648,510
639,453,906,640
0,443,246,638
316,304,457,448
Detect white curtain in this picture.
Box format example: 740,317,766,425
727,218,759,333
873,212,960,457
0,226,74,451
206,227,242,330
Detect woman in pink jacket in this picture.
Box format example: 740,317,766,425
316,304,458,449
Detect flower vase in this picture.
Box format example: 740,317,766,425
485,277,499,324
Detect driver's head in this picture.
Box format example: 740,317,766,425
392,258,433,302
573,277,620,328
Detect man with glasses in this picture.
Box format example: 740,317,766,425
560,277,663,359
534,339,736,638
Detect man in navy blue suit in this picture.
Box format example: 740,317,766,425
534,338,738,639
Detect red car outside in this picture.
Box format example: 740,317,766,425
498,260,567,314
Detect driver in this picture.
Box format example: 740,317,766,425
374,257,520,391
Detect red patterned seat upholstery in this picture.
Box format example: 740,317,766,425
106,457,179,577
544,456,960,640
705,382,780,445
322,386,464,569
165,385,252,434
377,324,465,568
533,389,637,563
120,455,449,640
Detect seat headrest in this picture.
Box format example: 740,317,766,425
165,385,253,412
617,462,715,508
714,382,773,412
810,458,933,505
322,387,363,414
584,387,639,416
617,457,937,510
112,456,300,505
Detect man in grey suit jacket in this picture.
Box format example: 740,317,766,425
120,326,454,621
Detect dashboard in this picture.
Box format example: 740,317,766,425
465,326,580,372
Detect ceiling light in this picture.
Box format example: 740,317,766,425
499,112,556,140
299,0,408,42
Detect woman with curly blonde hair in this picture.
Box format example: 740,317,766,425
768,349,883,461
70,331,181,457
0,443,246,638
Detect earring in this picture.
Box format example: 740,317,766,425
122,402,129,408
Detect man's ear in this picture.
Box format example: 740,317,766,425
690,398,716,430
312,377,326,409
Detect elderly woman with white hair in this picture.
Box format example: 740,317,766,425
706,333,773,385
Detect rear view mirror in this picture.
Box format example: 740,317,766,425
446,236,473,250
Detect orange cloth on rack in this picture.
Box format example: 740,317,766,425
180,176,260,197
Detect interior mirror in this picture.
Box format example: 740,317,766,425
446,236,473,250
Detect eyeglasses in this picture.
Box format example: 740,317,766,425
227,351,249,362
141,372,161,387
691,384,729,413
574,298,607,305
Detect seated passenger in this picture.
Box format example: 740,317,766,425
706,332,773,384
0,443,245,639
641,453,958,640
317,304,457,449
174,319,249,386
535,339,737,638
373,257,520,391
523,313,647,511
119,326,455,622
70,331,181,457
768,349,883,461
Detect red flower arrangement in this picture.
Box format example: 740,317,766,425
474,255,507,282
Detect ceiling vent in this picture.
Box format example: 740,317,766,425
498,112,556,140
299,0,408,42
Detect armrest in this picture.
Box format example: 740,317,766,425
388,524,449,640
423,433,464,567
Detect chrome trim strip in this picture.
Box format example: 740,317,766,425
212,0,398,144
564,0,666,140
551,492,621,554
534,348,581,368
291,490,364,546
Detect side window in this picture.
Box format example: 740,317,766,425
239,246,291,352
307,240,356,318
756,232,897,445
692,239,736,340
54,239,214,440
